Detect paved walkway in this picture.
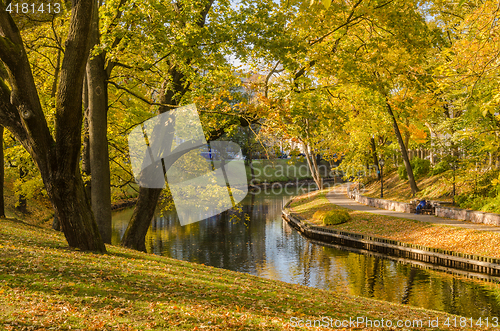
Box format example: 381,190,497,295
326,190,500,233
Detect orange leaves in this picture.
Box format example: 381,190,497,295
408,123,428,144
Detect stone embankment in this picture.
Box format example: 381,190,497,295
282,203,500,277
347,187,500,226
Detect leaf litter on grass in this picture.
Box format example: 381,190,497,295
0,217,491,330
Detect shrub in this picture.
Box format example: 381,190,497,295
455,193,484,211
412,157,430,179
313,209,350,225
397,157,430,180
430,160,450,176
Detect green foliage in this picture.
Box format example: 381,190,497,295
246,159,313,184
412,158,431,179
455,193,497,213
447,168,500,212
397,157,430,180
4,135,47,206
398,164,408,180
454,193,476,210
430,160,450,176
313,209,350,225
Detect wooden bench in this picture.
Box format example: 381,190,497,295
409,200,436,215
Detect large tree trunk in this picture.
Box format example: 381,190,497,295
0,0,106,252
121,187,162,251
47,168,105,251
0,126,4,217
386,100,418,196
86,0,112,244
121,75,182,251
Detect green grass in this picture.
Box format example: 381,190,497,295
363,169,454,203
289,189,500,259
0,217,478,330
245,159,318,184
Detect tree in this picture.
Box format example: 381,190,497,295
86,0,112,244
0,1,105,251
237,0,433,194
0,125,4,218
118,0,249,251
386,98,419,195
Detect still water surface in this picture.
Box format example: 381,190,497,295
112,191,500,318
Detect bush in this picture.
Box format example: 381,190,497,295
455,193,483,211
412,157,430,179
430,160,450,176
397,157,430,180
313,209,350,225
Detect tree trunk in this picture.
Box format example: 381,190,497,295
310,151,323,189
121,73,184,250
386,100,418,196
370,136,380,180
0,126,4,217
121,187,162,252
46,169,105,251
16,164,27,213
86,0,112,244
0,0,106,252
52,213,60,231
51,49,62,98
302,141,323,189
82,73,91,197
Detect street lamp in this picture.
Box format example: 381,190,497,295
379,158,385,198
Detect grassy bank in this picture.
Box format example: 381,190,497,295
0,218,478,330
362,169,454,203
289,189,500,259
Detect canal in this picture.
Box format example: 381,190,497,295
112,190,500,319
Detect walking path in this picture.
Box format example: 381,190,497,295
326,190,500,233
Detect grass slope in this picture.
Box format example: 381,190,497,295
0,217,478,330
289,190,500,259
362,170,453,203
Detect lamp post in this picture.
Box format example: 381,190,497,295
379,158,385,198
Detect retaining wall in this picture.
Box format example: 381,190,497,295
347,188,411,213
282,208,500,276
435,206,500,226
347,187,500,226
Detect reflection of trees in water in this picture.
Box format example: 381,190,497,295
308,246,500,318
367,258,380,298
401,267,417,304
144,193,284,273
134,193,500,319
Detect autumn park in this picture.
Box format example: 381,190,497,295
4,0,500,329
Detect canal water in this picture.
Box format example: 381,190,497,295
112,190,500,319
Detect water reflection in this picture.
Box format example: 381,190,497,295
112,191,500,318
